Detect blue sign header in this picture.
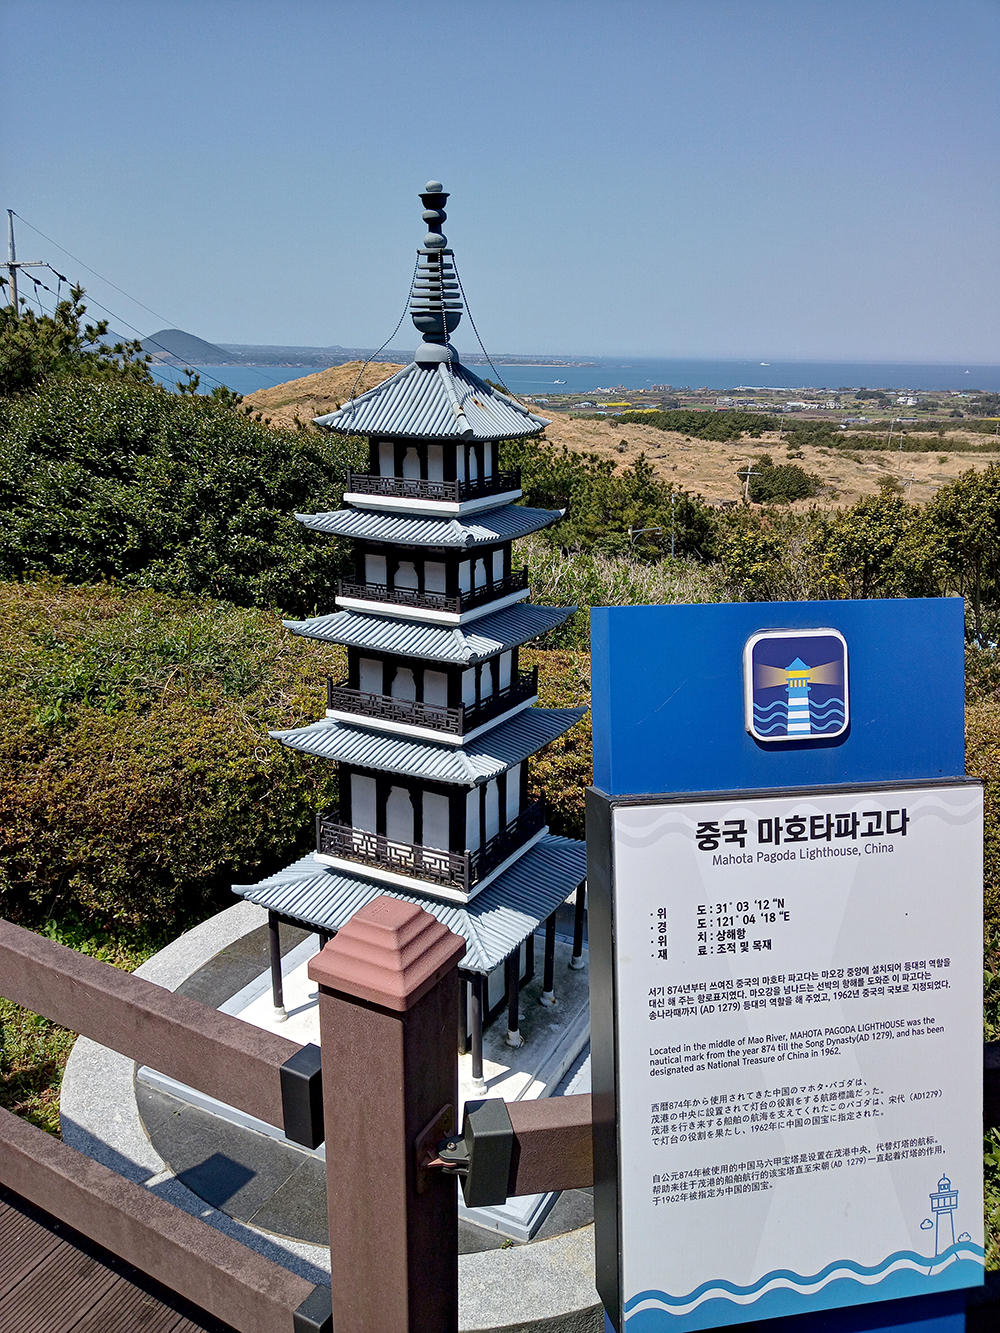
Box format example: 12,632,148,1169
590,598,965,797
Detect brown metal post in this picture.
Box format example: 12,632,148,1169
308,897,466,1333
570,878,587,969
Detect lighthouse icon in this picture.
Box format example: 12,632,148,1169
744,629,849,743
783,658,813,736
930,1174,958,1255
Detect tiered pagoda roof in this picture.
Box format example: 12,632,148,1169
235,838,586,974
313,356,549,441
294,503,563,546
235,182,586,994
271,706,586,784
282,602,577,663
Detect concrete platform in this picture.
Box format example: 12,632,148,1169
137,897,589,1244
60,901,603,1333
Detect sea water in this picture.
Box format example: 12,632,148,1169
151,356,1000,398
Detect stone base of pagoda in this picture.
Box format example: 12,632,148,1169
136,921,589,1241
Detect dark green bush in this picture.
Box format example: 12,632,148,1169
781,420,840,450
617,409,780,441
521,647,592,840
739,454,822,503
0,579,343,932
501,438,717,559
0,286,152,396
0,377,365,615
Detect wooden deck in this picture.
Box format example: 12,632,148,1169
0,1185,238,1333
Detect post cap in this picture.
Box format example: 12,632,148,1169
308,897,465,1012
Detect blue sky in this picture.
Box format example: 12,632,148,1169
3,0,998,362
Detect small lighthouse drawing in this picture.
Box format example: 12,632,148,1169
744,629,849,743
783,658,812,736
930,1174,958,1255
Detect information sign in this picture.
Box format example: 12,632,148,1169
588,601,984,1333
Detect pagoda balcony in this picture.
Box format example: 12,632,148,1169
325,666,539,739
315,797,546,894
336,568,529,619
345,467,521,506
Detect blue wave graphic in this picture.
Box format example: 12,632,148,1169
810,699,845,718
623,1243,984,1332
753,695,846,737
753,701,787,736
752,699,787,716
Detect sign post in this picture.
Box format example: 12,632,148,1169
588,599,984,1333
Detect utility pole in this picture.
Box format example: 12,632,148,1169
4,211,45,314
738,461,759,503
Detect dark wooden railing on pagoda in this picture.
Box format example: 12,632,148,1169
345,467,520,504
326,666,539,737
315,796,546,893
336,568,528,616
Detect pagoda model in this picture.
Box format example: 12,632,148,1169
234,183,587,1091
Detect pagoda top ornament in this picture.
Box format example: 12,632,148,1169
409,180,462,358
314,183,550,442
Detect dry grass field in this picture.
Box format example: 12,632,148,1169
241,362,1000,509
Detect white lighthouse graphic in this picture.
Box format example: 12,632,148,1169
929,1174,958,1255
744,628,849,742
783,657,813,736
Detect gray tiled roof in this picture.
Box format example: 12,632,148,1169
313,360,550,442
232,835,586,973
283,602,577,664
294,503,562,548
271,706,587,785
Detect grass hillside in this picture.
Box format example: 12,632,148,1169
241,364,1000,508
240,360,404,429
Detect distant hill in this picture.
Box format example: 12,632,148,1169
219,343,412,368
217,342,586,368
141,329,248,365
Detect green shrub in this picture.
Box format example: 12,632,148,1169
710,506,816,602
801,495,935,600
0,286,152,396
969,701,1000,943
617,409,780,440
501,438,717,559
0,378,365,615
0,578,343,932
516,533,714,647
522,647,593,840
739,453,822,503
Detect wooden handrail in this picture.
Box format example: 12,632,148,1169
507,1093,594,1195
4,915,997,1206
0,919,300,1131
0,1107,322,1333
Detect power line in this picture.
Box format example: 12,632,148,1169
5,262,234,393
346,258,418,401
12,211,180,329
6,211,409,401
451,257,517,399
9,212,279,393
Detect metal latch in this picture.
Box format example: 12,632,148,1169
433,1098,514,1208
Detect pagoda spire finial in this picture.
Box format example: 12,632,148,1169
411,181,463,362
